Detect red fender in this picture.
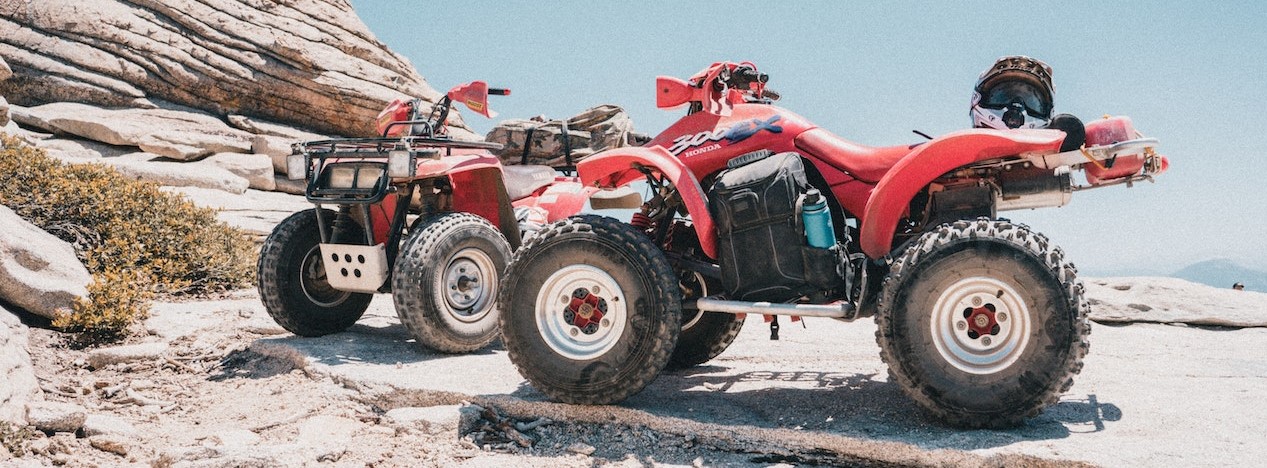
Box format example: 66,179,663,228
577,146,718,259
859,129,1065,259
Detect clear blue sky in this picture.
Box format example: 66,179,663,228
350,1,1267,275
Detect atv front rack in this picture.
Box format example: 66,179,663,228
295,136,505,204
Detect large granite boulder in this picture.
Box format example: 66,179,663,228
0,205,92,319
0,307,41,425
0,0,472,138
104,153,251,194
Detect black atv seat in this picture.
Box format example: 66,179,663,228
794,128,915,184
503,165,556,200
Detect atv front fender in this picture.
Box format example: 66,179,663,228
578,147,717,259
860,129,1065,259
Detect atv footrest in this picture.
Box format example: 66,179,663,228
319,243,388,293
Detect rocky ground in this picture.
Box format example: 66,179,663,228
3,266,1265,467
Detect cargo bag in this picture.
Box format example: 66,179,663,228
485,105,648,169
708,152,825,302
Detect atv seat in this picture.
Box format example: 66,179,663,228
794,128,915,184
503,164,556,200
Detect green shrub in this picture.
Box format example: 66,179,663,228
0,135,254,340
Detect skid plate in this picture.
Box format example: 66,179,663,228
318,243,388,293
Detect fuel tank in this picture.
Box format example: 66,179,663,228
647,104,816,179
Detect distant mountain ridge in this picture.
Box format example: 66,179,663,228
1172,259,1267,293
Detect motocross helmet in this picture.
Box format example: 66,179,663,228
971,55,1054,129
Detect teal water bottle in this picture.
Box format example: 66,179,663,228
802,189,836,249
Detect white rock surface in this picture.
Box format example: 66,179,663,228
86,342,169,369
82,414,139,438
1086,277,1267,327
1,307,41,424
0,96,9,127
229,115,323,141
34,137,131,162
25,401,87,433
384,405,463,435
200,152,276,191
0,205,91,319
203,429,261,448
252,134,298,174
104,153,249,194
12,102,252,160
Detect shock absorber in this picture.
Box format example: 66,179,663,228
331,206,360,244
629,203,653,231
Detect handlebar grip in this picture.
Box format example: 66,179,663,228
488,88,511,96
762,89,781,101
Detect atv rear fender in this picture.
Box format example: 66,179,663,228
859,129,1065,259
578,146,718,259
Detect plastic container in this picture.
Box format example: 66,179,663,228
1084,116,1145,185
801,189,836,249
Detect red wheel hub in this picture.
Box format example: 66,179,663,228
564,288,606,334
963,304,1000,339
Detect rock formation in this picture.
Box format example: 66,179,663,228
0,307,41,425
0,205,92,320
0,0,469,138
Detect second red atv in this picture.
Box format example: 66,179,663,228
257,81,639,353
497,62,1169,427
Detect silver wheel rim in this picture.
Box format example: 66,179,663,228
440,247,497,323
929,276,1031,375
299,245,350,307
535,265,627,360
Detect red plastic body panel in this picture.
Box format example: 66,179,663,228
511,178,597,223
577,146,718,259
859,129,1065,258
368,195,397,245
794,128,915,184
648,103,815,181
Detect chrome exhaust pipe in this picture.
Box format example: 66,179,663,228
691,297,858,321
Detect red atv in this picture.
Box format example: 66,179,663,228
497,62,1169,427
258,81,639,353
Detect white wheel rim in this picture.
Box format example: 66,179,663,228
535,265,627,361
440,247,497,323
929,276,1031,375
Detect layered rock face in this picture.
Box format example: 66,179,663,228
0,0,465,137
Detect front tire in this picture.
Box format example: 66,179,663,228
258,209,373,337
498,215,681,405
392,213,511,353
876,218,1089,428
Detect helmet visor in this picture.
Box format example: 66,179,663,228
980,81,1051,118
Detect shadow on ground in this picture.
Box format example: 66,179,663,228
268,315,1123,453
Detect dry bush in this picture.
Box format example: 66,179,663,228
0,136,254,341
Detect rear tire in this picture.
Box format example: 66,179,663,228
392,213,511,353
258,209,373,337
666,271,743,369
498,215,680,405
876,218,1090,428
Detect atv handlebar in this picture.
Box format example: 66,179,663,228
488,88,511,96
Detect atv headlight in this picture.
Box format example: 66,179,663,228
286,154,307,180
387,150,415,178
317,163,386,190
